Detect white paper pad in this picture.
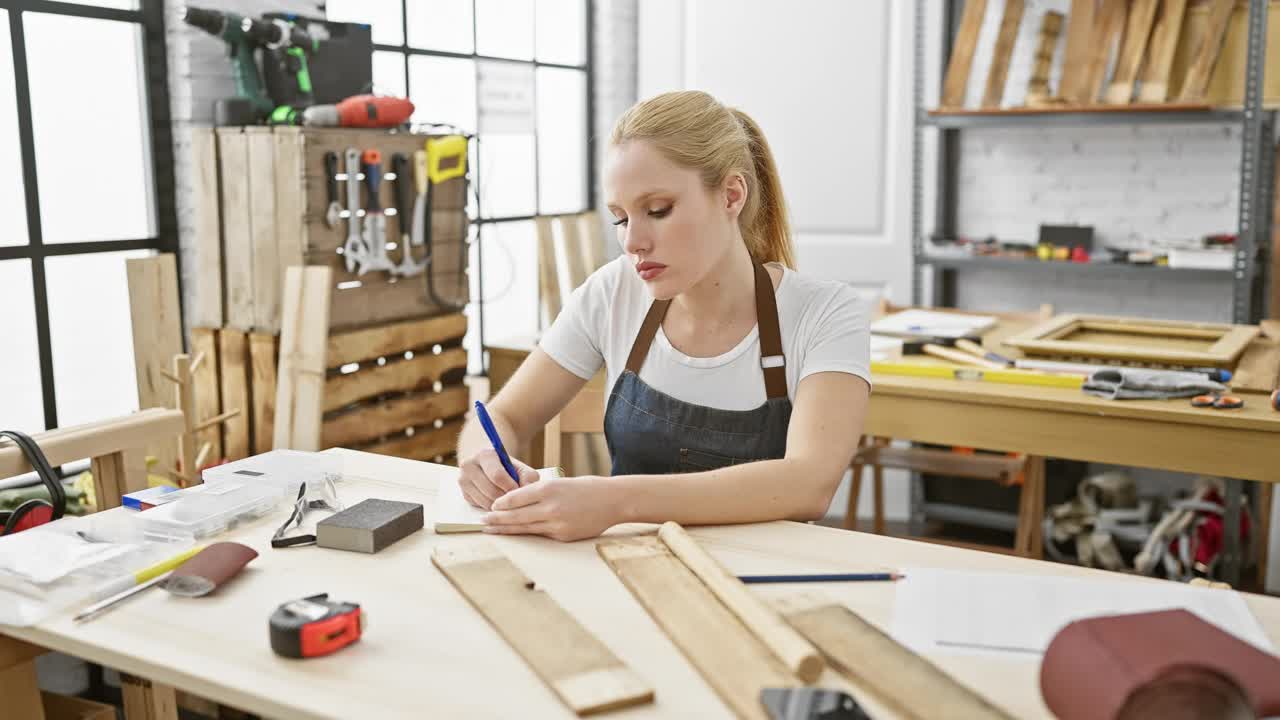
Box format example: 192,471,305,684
434,467,563,533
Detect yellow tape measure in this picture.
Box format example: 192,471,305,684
425,135,468,184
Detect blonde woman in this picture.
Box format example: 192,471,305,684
455,90,871,541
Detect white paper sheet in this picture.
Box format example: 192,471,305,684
433,467,563,533
892,567,1273,657
870,309,997,339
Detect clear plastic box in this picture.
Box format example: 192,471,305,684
201,449,343,498
136,481,284,542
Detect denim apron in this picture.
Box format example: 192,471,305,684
604,263,792,475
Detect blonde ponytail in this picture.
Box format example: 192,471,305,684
611,91,796,268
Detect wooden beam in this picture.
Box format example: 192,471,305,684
249,333,279,455
217,129,254,331
218,329,252,461
353,418,464,462
1136,0,1188,103
981,0,1025,109
274,266,332,451
1104,0,1160,104
191,128,223,328
321,386,469,449
1082,0,1129,104
433,542,654,715
1056,0,1096,103
0,408,185,480
326,314,468,367
1024,11,1064,107
246,128,280,333
940,0,989,108
126,253,183,479
1177,0,1235,102
324,347,468,413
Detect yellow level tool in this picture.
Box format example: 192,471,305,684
871,361,1084,389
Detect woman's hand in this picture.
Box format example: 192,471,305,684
457,449,541,510
483,475,622,542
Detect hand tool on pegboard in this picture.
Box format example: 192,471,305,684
323,151,341,228
422,135,470,309
390,152,425,277
341,147,366,273
359,149,395,275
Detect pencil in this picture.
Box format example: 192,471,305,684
737,572,904,584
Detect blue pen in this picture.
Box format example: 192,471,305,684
474,401,521,486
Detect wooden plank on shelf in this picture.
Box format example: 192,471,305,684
1177,0,1235,102
1056,0,1096,103
321,385,469,449
1104,0,1160,104
1082,0,1129,104
190,328,223,464
1024,11,1065,107
354,417,465,463
274,266,332,452
217,128,254,331
324,347,468,413
191,128,223,328
125,253,183,478
981,0,1026,109
597,536,800,720
249,333,279,455
327,313,468,366
432,542,654,715
218,328,252,461
1136,0,1188,103
941,0,990,108
246,128,280,333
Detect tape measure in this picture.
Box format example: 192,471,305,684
269,593,364,659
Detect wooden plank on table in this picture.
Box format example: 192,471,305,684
1024,11,1065,107
561,214,591,290
1104,0,1160,104
981,0,1025,109
190,328,223,463
0,661,45,720
219,329,252,461
1056,0,1096,103
354,417,464,462
121,674,179,720
249,333,279,455
274,266,332,452
1136,0,1188,103
125,253,183,478
321,385,469,448
537,216,563,326
327,313,468,366
191,128,223,328
1082,0,1129,105
217,129,254,331
432,542,653,716
941,0,989,108
246,128,280,333
597,536,801,720
774,595,1013,720
1177,0,1234,102
325,347,468,412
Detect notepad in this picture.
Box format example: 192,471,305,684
870,309,996,339
434,467,563,533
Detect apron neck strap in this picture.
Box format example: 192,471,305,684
625,263,788,400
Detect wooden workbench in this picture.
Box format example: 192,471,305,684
3,449,1279,719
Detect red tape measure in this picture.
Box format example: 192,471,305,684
269,594,364,659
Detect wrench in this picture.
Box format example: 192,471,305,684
359,149,395,275
390,152,426,277
341,147,365,273
323,151,341,228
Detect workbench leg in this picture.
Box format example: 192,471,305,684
1259,482,1273,593
1221,478,1244,588
121,673,179,720
1015,457,1045,559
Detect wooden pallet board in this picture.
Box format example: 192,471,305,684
249,333,279,455
324,347,468,413
192,129,223,328
246,128,280,333
1104,0,1160,104
1177,0,1235,102
125,253,183,477
597,537,800,720
1136,0,1188,103
432,541,653,715
941,0,990,108
1056,0,1096,103
981,0,1026,108
190,328,224,464
275,266,332,452
353,418,464,463
218,328,252,461
216,129,254,331
321,385,469,449
327,313,468,366
774,595,1013,720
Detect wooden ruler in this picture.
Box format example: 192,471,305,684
981,0,1026,108
1177,0,1235,102
598,536,800,720
1024,11,1065,107
941,0,990,108
1104,0,1160,104
433,542,654,716
1136,0,1188,103
1082,0,1129,104
774,595,1014,720
1056,0,1096,103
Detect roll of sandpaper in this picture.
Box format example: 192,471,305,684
161,542,258,598
1040,609,1280,720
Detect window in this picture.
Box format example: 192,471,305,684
0,1,177,435
326,0,593,371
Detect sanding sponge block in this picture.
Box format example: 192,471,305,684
317,499,424,553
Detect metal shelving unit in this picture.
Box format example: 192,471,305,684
908,0,1275,583
912,0,1275,325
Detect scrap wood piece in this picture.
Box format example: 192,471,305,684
1177,0,1235,102
274,266,332,451
981,0,1026,109
1104,0,1161,104
1229,335,1280,393
941,0,990,108
597,536,799,720
432,541,653,716
1082,0,1129,104
1056,0,1096,103
1136,0,1189,103
773,594,1014,720
1024,10,1065,107
656,522,824,682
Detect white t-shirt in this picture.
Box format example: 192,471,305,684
539,257,871,411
